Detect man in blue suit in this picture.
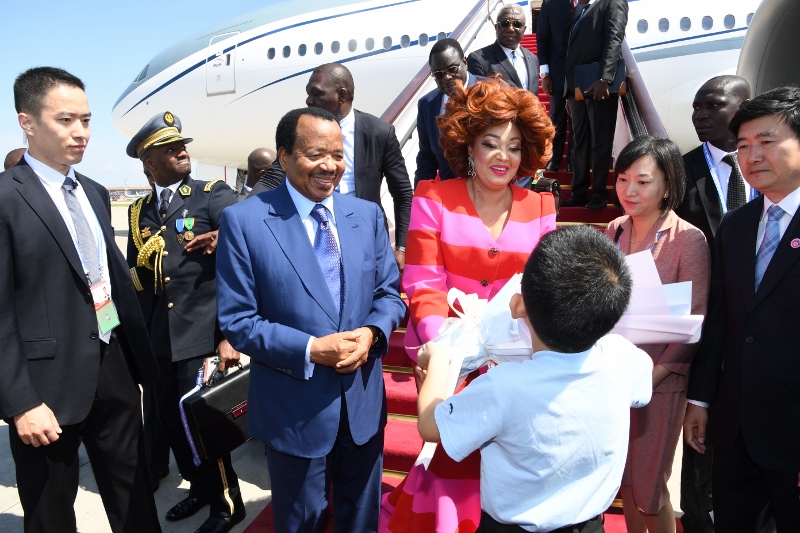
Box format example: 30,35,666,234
216,107,406,533
415,38,479,185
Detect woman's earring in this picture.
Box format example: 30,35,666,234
467,156,476,178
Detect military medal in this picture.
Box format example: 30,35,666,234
182,209,188,218
177,233,184,245
184,230,195,241
185,218,194,231
176,218,185,233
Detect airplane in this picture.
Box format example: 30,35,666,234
112,0,770,184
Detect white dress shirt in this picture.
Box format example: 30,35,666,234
24,152,113,343
285,179,341,379
499,43,529,90
336,108,356,196
154,182,179,211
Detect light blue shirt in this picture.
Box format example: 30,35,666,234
285,179,341,378
499,43,529,90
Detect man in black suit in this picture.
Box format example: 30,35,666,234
537,0,574,172
249,63,412,273
0,67,161,532
560,0,628,210
239,147,276,199
683,86,800,532
676,76,752,250
415,38,480,184
467,4,539,95
126,112,245,533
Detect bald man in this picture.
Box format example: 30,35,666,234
241,147,276,200
4,147,26,170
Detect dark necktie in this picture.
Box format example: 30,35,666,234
62,178,101,285
722,153,747,210
571,3,589,40
755,205,784,290
159,188,172,219
310,204,342,315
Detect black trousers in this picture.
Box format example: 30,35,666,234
8,333,161,533
155,355,242,517
142,383,170,480
476,512,603,533
549,86,573,165
712,432,800,532
567,95,619,202
680,407,715,533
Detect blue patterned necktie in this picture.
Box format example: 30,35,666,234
310,204,342,315
754,204,784,290
62,178,101,285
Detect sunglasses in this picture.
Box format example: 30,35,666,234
496,19,525,29
430,65,461,80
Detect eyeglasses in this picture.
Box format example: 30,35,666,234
496,19,525,29
430,65,461,80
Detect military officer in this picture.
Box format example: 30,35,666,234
125,112,244,533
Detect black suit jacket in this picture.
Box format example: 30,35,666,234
564,0,628,93
467,41,539,95
249,109,413,247
675,145,724,248
127,177,238,362
688,196,800,472
0,160,157,425
537,0,573,94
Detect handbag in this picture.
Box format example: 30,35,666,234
574,58,627,101
531,174,561,219
180,362,251,464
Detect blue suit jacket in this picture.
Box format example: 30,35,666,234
415,72,479,185
216,182,405,458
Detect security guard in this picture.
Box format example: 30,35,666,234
126,112,244,533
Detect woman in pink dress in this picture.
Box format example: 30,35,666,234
605,136,710,533
381,80,556,532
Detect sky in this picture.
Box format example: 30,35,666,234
0,1,273,187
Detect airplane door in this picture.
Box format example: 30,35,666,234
206,32,239,96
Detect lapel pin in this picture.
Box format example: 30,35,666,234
791,238,800,249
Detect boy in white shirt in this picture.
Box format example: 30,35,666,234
416,226,653,533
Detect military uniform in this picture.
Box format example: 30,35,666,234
126,112,243,527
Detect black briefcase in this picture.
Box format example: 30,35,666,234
181,363,251,463
531,175,562,219
574,58,627,101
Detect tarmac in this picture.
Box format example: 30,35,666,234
0,203,684,531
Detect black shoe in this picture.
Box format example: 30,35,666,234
149,467,169,493
567,162,573,172
193,510,247,533
166,496,207,521
561,196,587,207
585,197,607,210
545,161,560,172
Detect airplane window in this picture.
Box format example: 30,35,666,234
134,64,149,83
366,37,375,51
401,35,410,48
282,46,290,58
268,48,275,60
702,16,713,30
384,36,392,50
314,42,323,55
680,17,691,31
747,13,754,25
437,32,447,41
331,41,340,53
637,19,648,33
724,15,735,29
298,44,307,56
420,33,429,46
348,39,357,52
659,18,669,32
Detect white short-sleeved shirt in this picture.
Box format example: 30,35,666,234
435,334,653,532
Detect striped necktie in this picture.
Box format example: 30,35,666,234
62,178,101,285
754,204,784,290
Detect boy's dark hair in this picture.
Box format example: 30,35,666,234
729,85,800,141
14,67,85,117
275,107,339,154
521,226,632,353
613,135,686,213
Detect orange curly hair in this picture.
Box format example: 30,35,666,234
436,79,555,179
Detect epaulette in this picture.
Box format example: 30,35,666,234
204,179,226,192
